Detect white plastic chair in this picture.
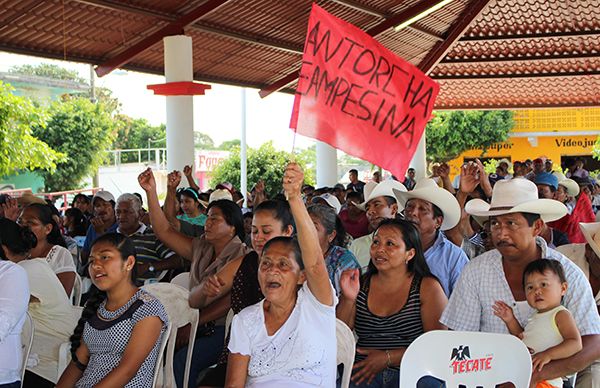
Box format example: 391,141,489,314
152,321,172,388
70,272,82,306
143,283,200,388
144,270,170,286
399,330,532,388
20,312,34,388
170,272,190,290
224,308,235,344
336,319,356,388
57,306,84,378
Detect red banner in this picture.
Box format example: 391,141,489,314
290,4,439,178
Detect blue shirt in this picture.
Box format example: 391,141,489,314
424,232,468,297
82,222,118,254
325,245,361,297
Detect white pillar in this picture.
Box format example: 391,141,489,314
240,88,248,207
164,35,195,172
410,132,427,180
316,141,338,187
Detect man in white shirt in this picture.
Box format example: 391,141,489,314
441,178,600,386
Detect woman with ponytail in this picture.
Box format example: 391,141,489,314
57,233,168,388
0,218,78,388
18,203,77,296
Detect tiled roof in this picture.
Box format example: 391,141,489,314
0,0,597,109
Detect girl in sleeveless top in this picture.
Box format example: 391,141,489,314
338,219,448,388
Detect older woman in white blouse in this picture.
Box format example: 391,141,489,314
226,163,337,387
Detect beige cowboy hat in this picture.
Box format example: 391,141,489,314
200,189,233,207
580,222,600,259
497,158,512,170
393,178,461,231
553,172,580,197
465,178,568,222
355,180,407,211
16,192,46,206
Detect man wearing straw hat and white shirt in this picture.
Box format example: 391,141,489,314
393,178,468,297
557,222,600,387
441,178,600,386
348,179,407,268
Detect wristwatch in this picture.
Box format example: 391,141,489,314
148,265,155,273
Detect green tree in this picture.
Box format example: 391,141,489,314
0,82,64,176
195,132,216,149
425,110,514,162
210,142,315,197
9,64,86,83
10,63,121,113
33,96,116,191
112,115,166,162
218,139,241,150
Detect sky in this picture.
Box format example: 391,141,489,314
0,51,315,152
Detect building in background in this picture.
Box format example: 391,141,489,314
447,108,600,176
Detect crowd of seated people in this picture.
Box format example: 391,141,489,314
1,158,600,388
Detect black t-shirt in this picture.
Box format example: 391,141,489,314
347,180,366,193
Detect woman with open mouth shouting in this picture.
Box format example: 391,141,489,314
225,162,337,387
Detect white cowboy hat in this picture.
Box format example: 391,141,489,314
553,172,580,197
200,189,233,207
393,178,461,231
465,178,567,222
355,180,407,211
580,222,600,259
497,158,512,170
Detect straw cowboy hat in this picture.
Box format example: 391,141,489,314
497,158,512,170
553,172,580,197
580,222,600,259
16,192,46,206
393,178,461,231
465,178,568,222
200,189,233,208
355,180,407,211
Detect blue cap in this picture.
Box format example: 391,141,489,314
534,172,558,190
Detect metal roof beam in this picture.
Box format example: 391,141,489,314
259,0,444,98
418,0,493,74
75,0,303,54
329,0,444,41
95,0,230,77
459,30,600,42
440,52,600,64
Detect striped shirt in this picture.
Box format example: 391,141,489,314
118,224,175,281
354,274,424,371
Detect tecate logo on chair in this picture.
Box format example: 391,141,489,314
450,345,493,374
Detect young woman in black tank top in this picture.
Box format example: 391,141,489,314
337,219,448,387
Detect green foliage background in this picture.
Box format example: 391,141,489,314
33,97,116,191
0,81,65,176
426,110,514,163
209,142,315,196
